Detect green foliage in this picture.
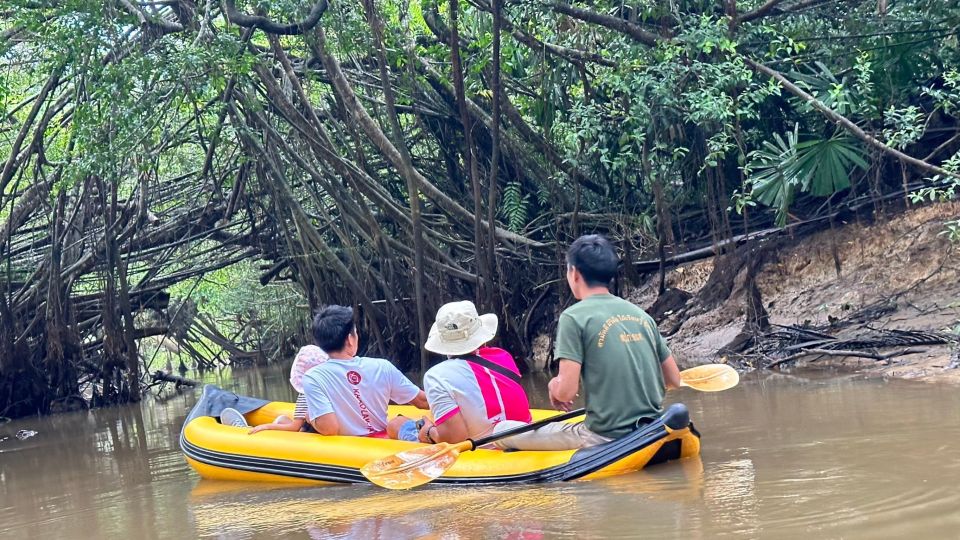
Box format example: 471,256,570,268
924,70,960,117
499,181,529,233
745,126,868,225
744,130,797,226
788,62,857,117
940,220,960,243
908,71,960,227
910,152,960,206
883,106,925,150
793,136,870,196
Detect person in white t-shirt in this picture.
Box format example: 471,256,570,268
302,305,428,438
412,301,532,445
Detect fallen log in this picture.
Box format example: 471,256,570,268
150,370,198,388
766,347,928,369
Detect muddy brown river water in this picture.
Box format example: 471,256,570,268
2,364,959,539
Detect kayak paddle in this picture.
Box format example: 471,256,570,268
361,363,739,489
678,362,739,391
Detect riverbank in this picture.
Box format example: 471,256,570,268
622,201,960,382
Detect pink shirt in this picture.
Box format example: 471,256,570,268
423,347,532,439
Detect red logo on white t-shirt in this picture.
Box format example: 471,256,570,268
346,370,362,385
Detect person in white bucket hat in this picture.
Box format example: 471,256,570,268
402,300,532,445
424,300,499,355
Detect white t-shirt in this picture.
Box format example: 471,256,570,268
302,356,421,436
423,347,531,440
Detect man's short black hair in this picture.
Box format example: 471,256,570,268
566,234,619,287
312,305,356,352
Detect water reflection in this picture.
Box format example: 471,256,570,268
702,458,758,537
2,368,960,539
189,482,570,539
188,457,710,539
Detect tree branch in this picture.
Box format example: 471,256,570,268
547,1,661,47
469,0,616,67
310,28,545,248
737,0,787,23
223,0,328,35
766,347,927,369
738,0,834,24
744,57,960,181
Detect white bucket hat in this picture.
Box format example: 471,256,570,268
424,300,498,356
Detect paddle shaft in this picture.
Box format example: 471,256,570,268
463,364,736,449
467,408,586,449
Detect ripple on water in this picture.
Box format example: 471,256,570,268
756,485,960,537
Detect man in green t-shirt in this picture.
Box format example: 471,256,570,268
495,234,681,450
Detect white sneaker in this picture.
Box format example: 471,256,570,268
220,407,249,427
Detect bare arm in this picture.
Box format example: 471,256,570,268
308,412,340,436
405,390,429,409
661,355,681,390
419,413,469,444
248,417,305,434
548,359,581,411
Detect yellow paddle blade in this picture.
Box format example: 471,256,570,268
679,363,739,392
360,442,466,490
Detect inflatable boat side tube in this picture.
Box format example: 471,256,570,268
180,386,697,486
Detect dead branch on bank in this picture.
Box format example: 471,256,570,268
754,325,954,369
765,347,928,369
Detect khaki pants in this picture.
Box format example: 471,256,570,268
492,420,612,451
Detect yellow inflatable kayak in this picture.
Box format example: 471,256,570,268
181,385,700,485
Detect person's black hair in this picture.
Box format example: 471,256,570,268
312,305,356,352
566,234,619,287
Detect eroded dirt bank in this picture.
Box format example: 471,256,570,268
622,201,960,382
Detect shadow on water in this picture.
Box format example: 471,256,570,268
2,366,960,539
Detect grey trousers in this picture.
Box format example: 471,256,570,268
492,420,612,451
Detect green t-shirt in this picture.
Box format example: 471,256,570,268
554,293,672,438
